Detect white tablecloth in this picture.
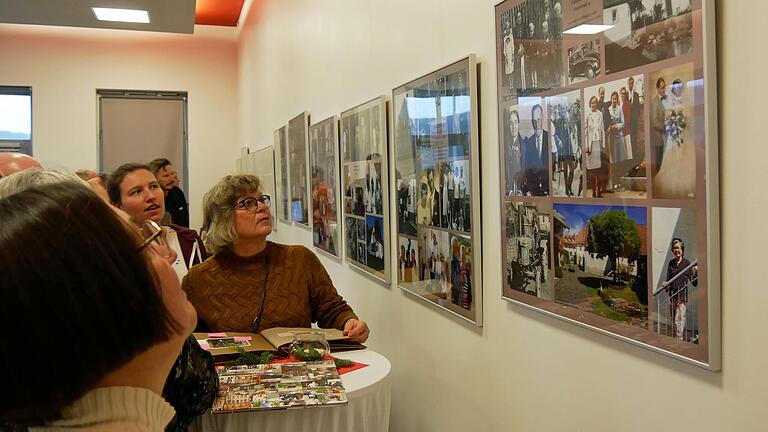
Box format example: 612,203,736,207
190,349,391,432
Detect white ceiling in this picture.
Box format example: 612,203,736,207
0,0,196,34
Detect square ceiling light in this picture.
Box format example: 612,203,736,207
92,7,150,23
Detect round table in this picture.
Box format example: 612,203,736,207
190,349,391,432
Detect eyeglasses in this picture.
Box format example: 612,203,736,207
137,220,173,259
235,195,271,212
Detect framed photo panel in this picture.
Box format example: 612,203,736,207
288,112,310,227
340,96,390,283
253,146,278,232
393,55,483,325
495,0,719,369
274,126,290,223
309,116,342,259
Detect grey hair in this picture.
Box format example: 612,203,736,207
0,168,88,199
202,174,262,254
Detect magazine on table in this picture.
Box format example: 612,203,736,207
213,359,348,413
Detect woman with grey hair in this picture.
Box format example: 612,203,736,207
183,174,370,342
0,168,86,199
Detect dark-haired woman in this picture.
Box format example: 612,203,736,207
0,183,197,429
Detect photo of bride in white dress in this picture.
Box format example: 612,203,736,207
650,63,697,199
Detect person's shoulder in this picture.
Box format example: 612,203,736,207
169,224,201,240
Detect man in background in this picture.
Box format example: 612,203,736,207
148,158,189,227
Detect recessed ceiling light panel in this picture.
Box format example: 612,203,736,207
91,7,150,23
562,24,613,35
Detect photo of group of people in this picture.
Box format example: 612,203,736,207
274,126,290,222
393,57,480,321
502,98,549,196
499,0,565,99
309,116,340,257
415,160,471,232
341,98,389,280
288,112,309,226
584,73,645,198
496,0,712,364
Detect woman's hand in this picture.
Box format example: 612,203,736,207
343,319,370,343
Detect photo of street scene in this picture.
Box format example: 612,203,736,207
505,201,551,299
554,203,648,327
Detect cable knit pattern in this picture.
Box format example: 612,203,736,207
182,242,358,332
30,387,175,431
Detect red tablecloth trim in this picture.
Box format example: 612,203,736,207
271,355,369,375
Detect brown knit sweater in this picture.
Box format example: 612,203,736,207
181,242,358,333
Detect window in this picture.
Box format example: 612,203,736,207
0,86,32,155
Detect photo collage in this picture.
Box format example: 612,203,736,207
341,97,389,281
288,112,310,226
309,116,341,258
394,57,479,321
273,126,290,222
496,0,708,362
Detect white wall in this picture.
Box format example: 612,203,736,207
0,24,240,228
239,0,768,431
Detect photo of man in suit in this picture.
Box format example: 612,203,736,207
521,103,549,196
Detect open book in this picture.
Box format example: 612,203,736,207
194,327,365,358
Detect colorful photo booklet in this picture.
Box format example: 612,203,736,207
213,359,348,413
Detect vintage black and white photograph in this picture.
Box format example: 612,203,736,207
504,201,551,299
356,242,366,266
397,174,417,236
554,203,648,327
356,214,366,241
603,0,693,74
340,97,389,281
497,0,565,99
365,215,385,272
398,236,419,284
274,126,290,222
517,97,550,196
288,112,309,226
547,90,582,197
345,217,358,262
393,55,482,324
584,74,646,198
649,62,697,199
651,207,699,343
567,39,601,84
365,162,383,215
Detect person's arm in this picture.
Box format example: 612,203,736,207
305,248,366,339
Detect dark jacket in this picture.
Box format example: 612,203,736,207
170,224,208,269
165,187,190,228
